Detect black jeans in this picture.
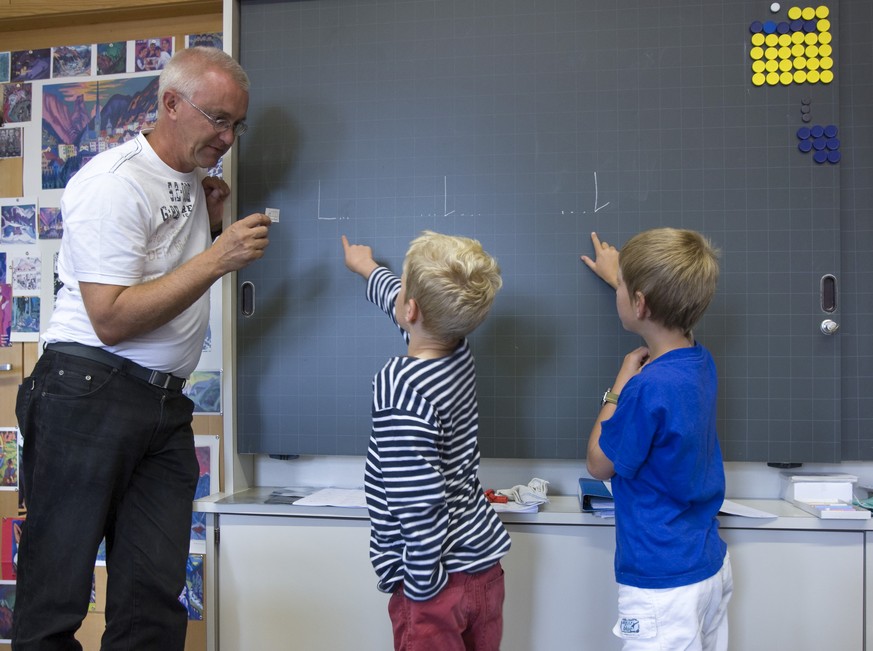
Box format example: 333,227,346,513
12,348,198,650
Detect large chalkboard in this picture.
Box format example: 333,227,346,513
235,0,843,461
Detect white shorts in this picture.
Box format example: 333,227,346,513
612,552,733,651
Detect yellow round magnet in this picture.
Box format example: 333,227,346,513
820,69,834,83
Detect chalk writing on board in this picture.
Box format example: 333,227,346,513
314,172,609,221
560,172,611,216
594,172,610,213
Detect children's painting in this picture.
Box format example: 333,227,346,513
190,435,218,546
42,76,158,190
187,33,223,49
52,45,92,78
179,554,204,620
2,83,32,124
11,296,39,337
0,52,9,83
38,207,63,239
1,518,23,580
0,284,10,347
97,42,127,76
0,580,14,641
1,203,36,244
11,49,50,82
135,38,173,72
0,128,22,159
0,429,18,490
11,255,40,293
184,370,222,414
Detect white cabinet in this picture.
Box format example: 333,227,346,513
722,528,864,651
215,515,392,650
202,495,871,651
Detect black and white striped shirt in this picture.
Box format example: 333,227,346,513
364,267,511,601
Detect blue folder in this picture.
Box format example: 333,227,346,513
578,477,614,512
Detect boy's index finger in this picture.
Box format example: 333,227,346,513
590,231,602,249
341,234,350,252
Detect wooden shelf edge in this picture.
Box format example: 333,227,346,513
0,0,221,35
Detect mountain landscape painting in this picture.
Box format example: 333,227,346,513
41,75,158,190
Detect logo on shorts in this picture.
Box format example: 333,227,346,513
620,618,640,635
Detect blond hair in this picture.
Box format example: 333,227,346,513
403,231,502,341
619,228,720,334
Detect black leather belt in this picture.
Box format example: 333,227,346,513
45,342,187,391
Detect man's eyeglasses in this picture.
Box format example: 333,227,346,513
179,94,248,137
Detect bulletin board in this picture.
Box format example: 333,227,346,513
234,0,845,462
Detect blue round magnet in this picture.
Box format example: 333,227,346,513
750,20,764,33
813,137,827,150
798,139,813,152
777,21,790,33
826,138,840,150
803,20,817,32
827,150,841,163
813,150,828,163
810,125,824,138
824,124,838,137
763,20,777,33
797,126,811,139
790,19,804,31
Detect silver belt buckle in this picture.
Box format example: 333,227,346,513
149,370,173,389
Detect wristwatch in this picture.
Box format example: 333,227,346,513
601,388,620,406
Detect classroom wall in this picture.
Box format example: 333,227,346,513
0,3,222,647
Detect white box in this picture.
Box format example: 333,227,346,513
780,472,870,520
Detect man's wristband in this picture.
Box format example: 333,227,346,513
601,388,620,406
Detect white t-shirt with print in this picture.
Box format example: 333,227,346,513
44,132,212,377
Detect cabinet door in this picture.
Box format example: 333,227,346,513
722,528,863,651
217,515,393,650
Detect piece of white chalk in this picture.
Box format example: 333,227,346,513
265,208,280,223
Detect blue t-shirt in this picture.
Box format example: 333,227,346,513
599,343,726,589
